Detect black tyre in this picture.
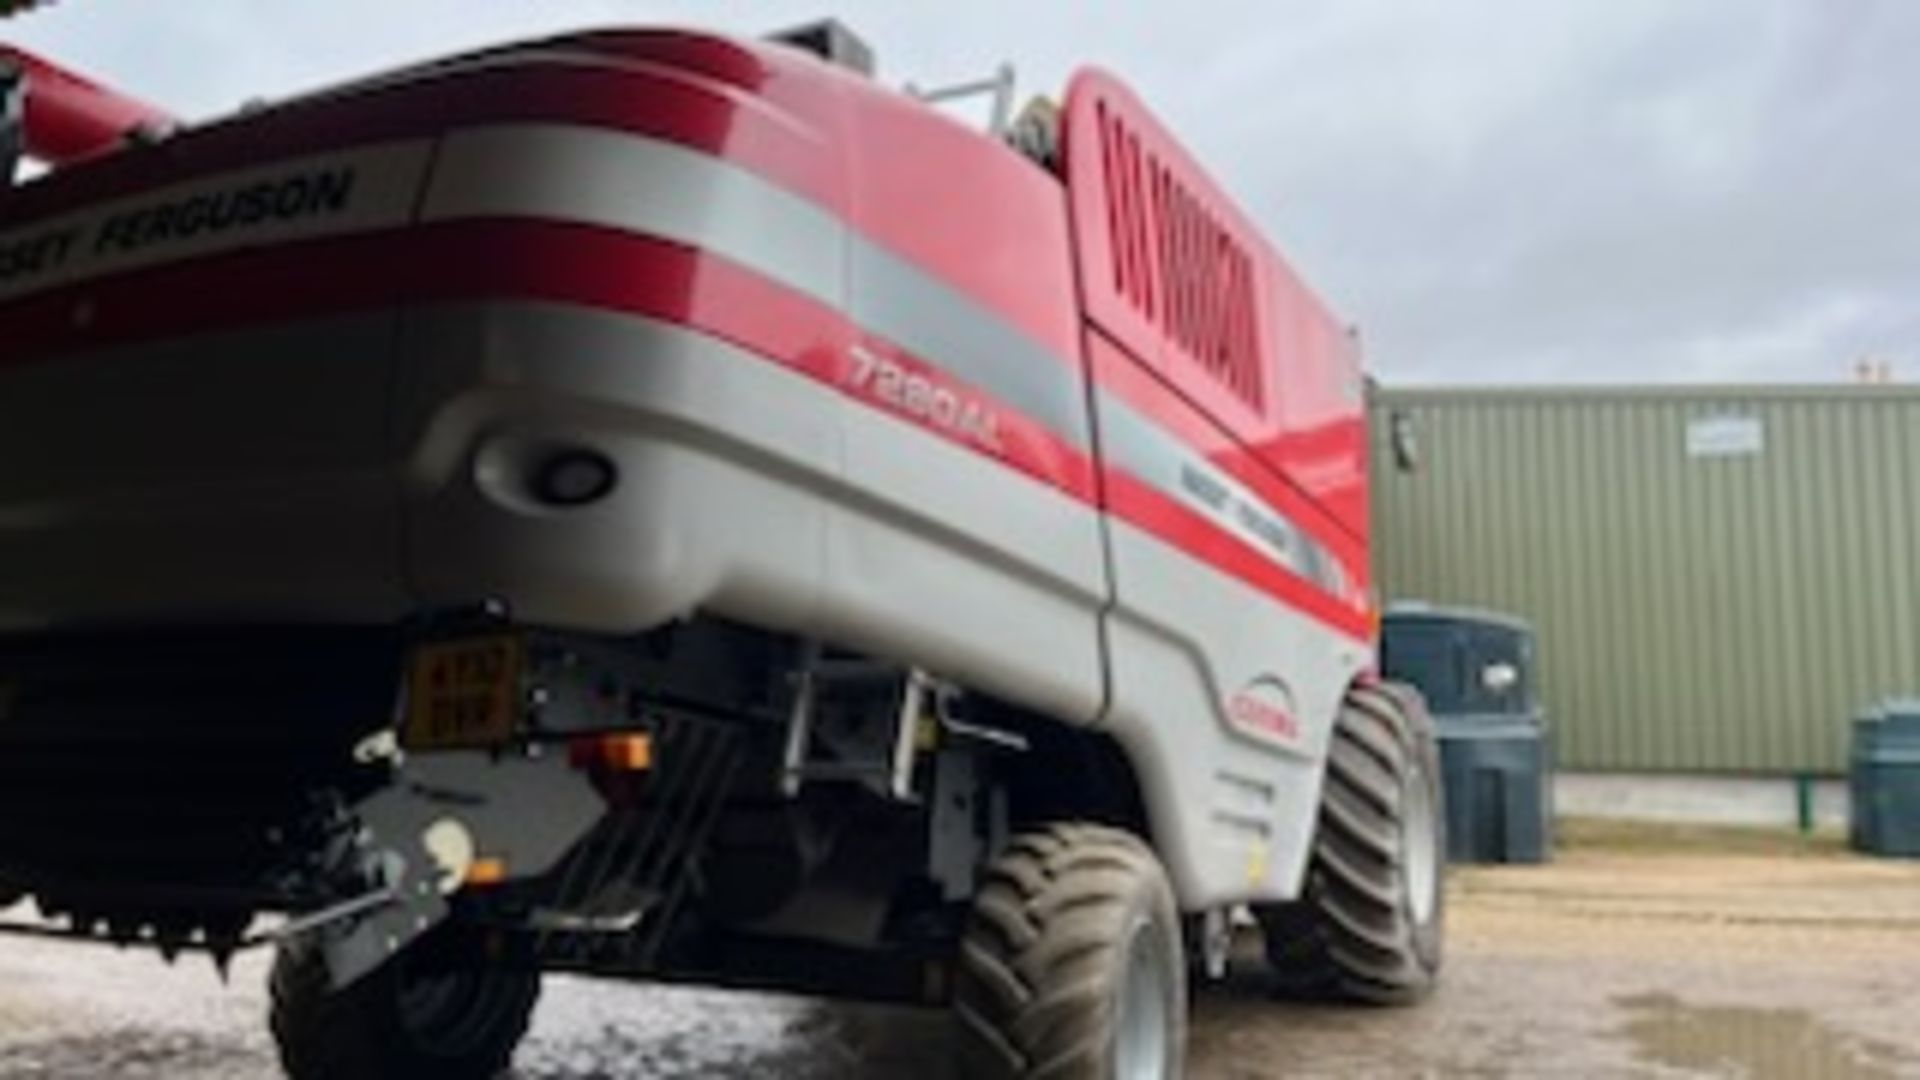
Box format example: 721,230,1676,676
954,822,1187,1080
1259,681,1444,1004
269,927,540,1080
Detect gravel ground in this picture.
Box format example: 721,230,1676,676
0,825,1916,1078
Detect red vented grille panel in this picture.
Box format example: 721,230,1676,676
1062,66,1370,543
1093,101,1264,411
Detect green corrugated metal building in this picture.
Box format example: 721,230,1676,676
1370,385,1920,776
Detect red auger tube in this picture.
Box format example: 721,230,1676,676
0,45,175,166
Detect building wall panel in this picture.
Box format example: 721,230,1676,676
1371,386,1920,774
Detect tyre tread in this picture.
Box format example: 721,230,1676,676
955,823,1185,1078
268,933,538,1080
1259,681,1444,1006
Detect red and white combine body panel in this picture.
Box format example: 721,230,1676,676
0,24,1425,1080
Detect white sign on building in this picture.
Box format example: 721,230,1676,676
1685,415,1764,459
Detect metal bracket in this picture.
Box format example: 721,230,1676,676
262,886,401,946
1199,908,1232,981
300,748,605,989
779,642,823,798
927,748,982,901
316,827,447,989
907,64,1018,136
889,671,932,801
780,645,937,802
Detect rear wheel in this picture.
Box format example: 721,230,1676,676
1259,681,1444,1004
954,822,1187,1079
269,926,540,1080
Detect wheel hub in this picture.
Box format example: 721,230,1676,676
1115,914,1171,1080
1402,760,1440,927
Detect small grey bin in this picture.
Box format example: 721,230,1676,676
1850,701,1920,858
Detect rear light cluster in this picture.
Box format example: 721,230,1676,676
568,732,653,774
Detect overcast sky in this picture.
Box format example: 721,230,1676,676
9,2,1916,385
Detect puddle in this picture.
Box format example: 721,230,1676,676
1616,993,1912,1079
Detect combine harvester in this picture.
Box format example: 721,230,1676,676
0,19,1443,1079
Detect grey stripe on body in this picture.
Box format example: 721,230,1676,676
849,239,1091,451
422,124,846,308
423,123,1095,451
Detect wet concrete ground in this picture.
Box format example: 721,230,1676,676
0,825,1916,1078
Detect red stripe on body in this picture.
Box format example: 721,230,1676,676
0,231,413,359
1087,329,1368,591
1104,469,1371,642
401,221,848,387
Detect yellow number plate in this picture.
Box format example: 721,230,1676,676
403,636,522,749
